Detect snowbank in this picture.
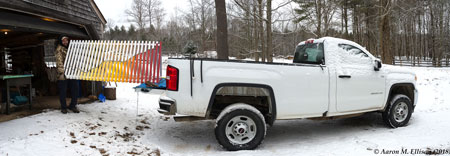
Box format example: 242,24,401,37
0,67,449,156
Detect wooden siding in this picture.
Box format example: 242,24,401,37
0,0,105,39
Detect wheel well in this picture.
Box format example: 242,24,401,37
386,83,415,108
206,83,276,125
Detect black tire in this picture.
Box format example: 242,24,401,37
382,94,413,128
215,105,266,151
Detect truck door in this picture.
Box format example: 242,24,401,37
278,42,329,118
336,44,385,112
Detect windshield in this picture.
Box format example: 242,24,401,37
293,43,324,64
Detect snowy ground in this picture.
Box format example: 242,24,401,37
1,67,450,156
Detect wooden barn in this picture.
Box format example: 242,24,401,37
0,0,107,115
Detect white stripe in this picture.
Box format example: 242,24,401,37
74,40,87,79
82,40,93,80
64,40,74,79
64,41,78,79
94,40,104,80
101,40,112,82
87,40,98,79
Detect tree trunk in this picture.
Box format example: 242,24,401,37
315,0,322,37
257,0,266,62
253,3,260,62
379,0,393,64
148,0,153,30
352,3,358,42
430,5,436,66
344,1,348,38
266,0,273,62
215,0,229,60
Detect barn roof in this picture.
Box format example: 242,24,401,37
0,0,106,40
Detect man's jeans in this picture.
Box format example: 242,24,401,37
57,80,79,109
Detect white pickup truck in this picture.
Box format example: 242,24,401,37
158,37,418,151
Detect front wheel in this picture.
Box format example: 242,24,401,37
382,94,413,128
215,103,266,151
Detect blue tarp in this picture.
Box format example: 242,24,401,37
134,78,166,89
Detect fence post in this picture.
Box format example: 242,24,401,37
445,55,448,67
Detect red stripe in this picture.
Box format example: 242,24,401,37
152,45,158,82
153,44,159,82
143,47,149,83
144,49,149,82
149,45,154,82
150,44,155,82
156,42,162,83
142,45,148,83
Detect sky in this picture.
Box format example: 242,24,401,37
94,0,189,28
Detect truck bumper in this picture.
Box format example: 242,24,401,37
158,96,176,115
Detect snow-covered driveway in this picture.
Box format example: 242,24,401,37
1,67,449,156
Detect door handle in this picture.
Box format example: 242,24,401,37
339,75,351,78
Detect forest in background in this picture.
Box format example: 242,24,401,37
103,0,450,66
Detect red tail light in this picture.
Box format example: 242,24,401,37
166,65,179,91
305,40,314,44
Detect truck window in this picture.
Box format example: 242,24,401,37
293,43,324,64
338,43,372,65
338,44,369,58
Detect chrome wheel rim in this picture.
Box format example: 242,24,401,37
225,115,257,145
393,102,409,123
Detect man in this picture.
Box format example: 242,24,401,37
55,36,80,114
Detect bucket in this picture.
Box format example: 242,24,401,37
104,82,117,100
104,87,116,100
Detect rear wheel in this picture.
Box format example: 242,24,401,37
215,104,266,151
382,94,413,128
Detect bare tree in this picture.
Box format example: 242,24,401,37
125,0,147,39
184,0,216,53
126,0,147,30
144,0,164,31
215,0,229,59
231,0,291,61
293,0,337,37
105,18,116,31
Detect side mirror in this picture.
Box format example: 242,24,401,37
374,59,382,71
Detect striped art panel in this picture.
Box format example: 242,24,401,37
64,40,162,83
